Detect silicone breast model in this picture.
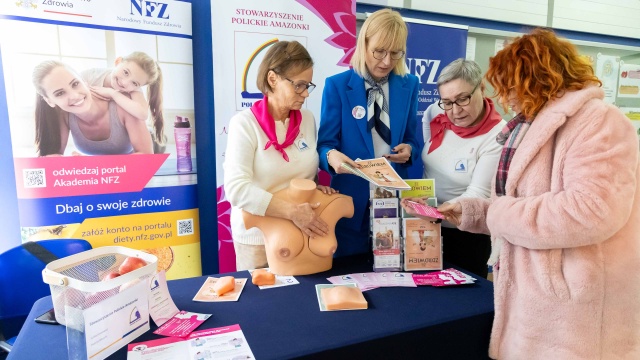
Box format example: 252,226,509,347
243,179,354,275
321,286,368,310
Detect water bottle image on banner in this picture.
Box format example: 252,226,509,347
174,116,193,172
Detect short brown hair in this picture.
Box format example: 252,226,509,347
485,28,601,119
256,41,313,94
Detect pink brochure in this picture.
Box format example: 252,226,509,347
406,201,445,219
153,310,212,338
412,269,476,286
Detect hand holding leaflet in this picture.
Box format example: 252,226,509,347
405,200,445,219
340,157,410,190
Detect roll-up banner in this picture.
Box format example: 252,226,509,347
0,0,201,279
404,18,468,178
211,0,356,272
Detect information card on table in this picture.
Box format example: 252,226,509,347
84,280,150,360
153,311,211,338
148,271,180,326
248,268,299,289
128,324,255,360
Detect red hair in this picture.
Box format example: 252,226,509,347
485,28,601,120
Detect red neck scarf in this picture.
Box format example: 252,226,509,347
250,95,302,162
428,97,502,154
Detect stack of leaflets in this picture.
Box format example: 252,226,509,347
341,157,411,190
399,179,443,271
403,217,443,271
371,217,401,271
371,197,398,219
412,268,477,286
128,324,255,359
370,184,401,272
327,271,416,291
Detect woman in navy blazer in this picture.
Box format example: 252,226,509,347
318,9,420,257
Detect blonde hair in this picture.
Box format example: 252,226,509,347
350,8,408,77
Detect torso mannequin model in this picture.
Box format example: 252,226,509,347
243,179,354,275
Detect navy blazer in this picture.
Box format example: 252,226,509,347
318,68,420,237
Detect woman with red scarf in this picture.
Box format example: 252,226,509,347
402,59,504,278
223,41,335,270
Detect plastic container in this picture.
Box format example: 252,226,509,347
42,246,157,360
174,116,192,172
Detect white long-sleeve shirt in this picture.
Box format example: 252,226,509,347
223,108,319,245
421,106,505,227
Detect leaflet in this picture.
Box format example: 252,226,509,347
153,311,211,338
405,201,445,219
412,269,477,286
128,324,255,360
148,271,180,327
327,272,416,289
247,268,299,289
341,157,410,190
403,218,443,271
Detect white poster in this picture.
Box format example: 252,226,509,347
211,0,356,271
595,53,620,104
618,62,640,98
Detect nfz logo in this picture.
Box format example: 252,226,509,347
130,0,169,19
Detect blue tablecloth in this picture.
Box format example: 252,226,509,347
8,255,494,359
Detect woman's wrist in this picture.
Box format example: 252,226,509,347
326,149,336,168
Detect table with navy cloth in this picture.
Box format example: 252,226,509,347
8,255,494,359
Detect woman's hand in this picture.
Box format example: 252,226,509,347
438,202,462,226
384,143,412,164
90,86,117,100
291,202,329,238
400,197,422,217
316,185,338,194
400,197,438,222
327,150,360,174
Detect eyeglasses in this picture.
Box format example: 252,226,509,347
372,49,405,60
283,77,316,94
437,82,480,110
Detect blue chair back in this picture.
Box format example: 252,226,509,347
0,239,92,340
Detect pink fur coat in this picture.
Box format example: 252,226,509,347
459,86,640,359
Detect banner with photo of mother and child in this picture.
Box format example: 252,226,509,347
0,0,201,279
0,0,468,276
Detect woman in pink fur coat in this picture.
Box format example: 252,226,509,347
407,28,640,359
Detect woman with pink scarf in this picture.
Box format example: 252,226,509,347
223,41,334,270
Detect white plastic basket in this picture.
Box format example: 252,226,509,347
42,246,157,326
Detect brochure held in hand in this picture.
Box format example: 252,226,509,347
405,201,445,219
340,157,410,190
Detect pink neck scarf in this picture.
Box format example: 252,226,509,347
250,95,302,162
